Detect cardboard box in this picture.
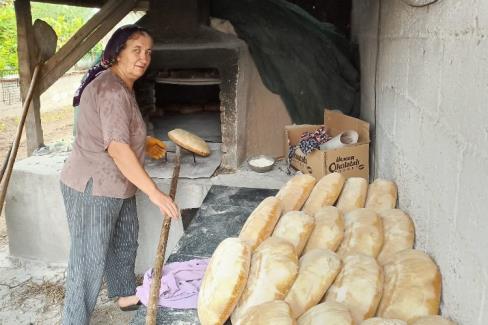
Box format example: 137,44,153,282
286,110,370,180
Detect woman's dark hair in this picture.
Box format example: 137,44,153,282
73,24,152,106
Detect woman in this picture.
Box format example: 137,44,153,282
60,25,179,324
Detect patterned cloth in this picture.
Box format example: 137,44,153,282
136,258,210,309
298,126,332,155
288,126,332,161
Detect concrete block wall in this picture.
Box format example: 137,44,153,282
352,1,488,324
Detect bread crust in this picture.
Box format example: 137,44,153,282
276,174,317,213
303,206,344,254
197,238,251,325
168,128,211,156
365,179,398,212
336,177,368,213
303,173,345,216
239,196,283,250
285,249,342,318
377,250,442,322
324,254,384,324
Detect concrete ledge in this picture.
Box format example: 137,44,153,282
5,153,290,273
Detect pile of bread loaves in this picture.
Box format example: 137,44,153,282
197,173,455,325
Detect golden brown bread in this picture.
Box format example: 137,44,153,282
303,206,344,254
362,318,407,325
167,128,211,156
276,174,317,213
239,196,283,251
407,316,457,325
297,301,353,325
336,177,369,213
197,238,251,325
285,249,342,318
302,172,345,216
377,209,415,265
324,254,384,324
377,249,442,322
239,300,296,325
365,179,398,212
272,211,315,256
337,208,384,258
231,237,299,324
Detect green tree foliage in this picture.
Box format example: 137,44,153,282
0,0,18,70
0,0,99,71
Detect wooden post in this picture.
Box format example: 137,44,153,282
14,0,44,155
38,0,138,94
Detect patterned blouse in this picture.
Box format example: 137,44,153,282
61,69,147,198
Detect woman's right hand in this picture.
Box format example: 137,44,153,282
148,188,180,219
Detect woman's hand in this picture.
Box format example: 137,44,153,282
108,141,179,219
148,188,180,219
145,136,166,160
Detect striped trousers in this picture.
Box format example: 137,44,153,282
60,179,139,325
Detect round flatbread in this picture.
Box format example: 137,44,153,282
168,128,211,157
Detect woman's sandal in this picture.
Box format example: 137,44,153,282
119,300,142,312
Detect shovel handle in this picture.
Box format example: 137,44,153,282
0,64,41,213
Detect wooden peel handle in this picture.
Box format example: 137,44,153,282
146,146,181,325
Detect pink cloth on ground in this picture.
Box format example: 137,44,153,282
136,258,210,309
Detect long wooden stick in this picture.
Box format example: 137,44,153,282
146,145,181,325
0,65,40,213
0,145,13,184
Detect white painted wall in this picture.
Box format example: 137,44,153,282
352,0,488,324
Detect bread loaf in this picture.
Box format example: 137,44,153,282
377,250,442,322
302,173,345,216
408,316,456,325
197,238,251,325
297,301,353,325
362,318,407,325
276,174,317,213
167,128,210,157
303,206,344,254
285,249,342,318
231,237,299,324
272,211,315,256
336,177,368,213
365,179,398,212
325,254,384,324
239,300,295,325
377,209,415,265
239,196,282,250
337,208,384,258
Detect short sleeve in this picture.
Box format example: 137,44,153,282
98,85,132,150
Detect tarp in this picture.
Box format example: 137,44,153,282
210,0,360,124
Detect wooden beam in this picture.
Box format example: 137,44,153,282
15,0,44,155
31,0,108,8
38,0,138,94
32,0,148,9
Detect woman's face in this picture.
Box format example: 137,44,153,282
115,32,153,81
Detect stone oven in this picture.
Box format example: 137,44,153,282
134,0,251,169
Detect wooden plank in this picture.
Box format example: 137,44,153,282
27,0,147,9
31,0,108,8
38,0,138,94
15,0,44,155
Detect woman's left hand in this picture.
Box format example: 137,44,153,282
145,136,166,160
